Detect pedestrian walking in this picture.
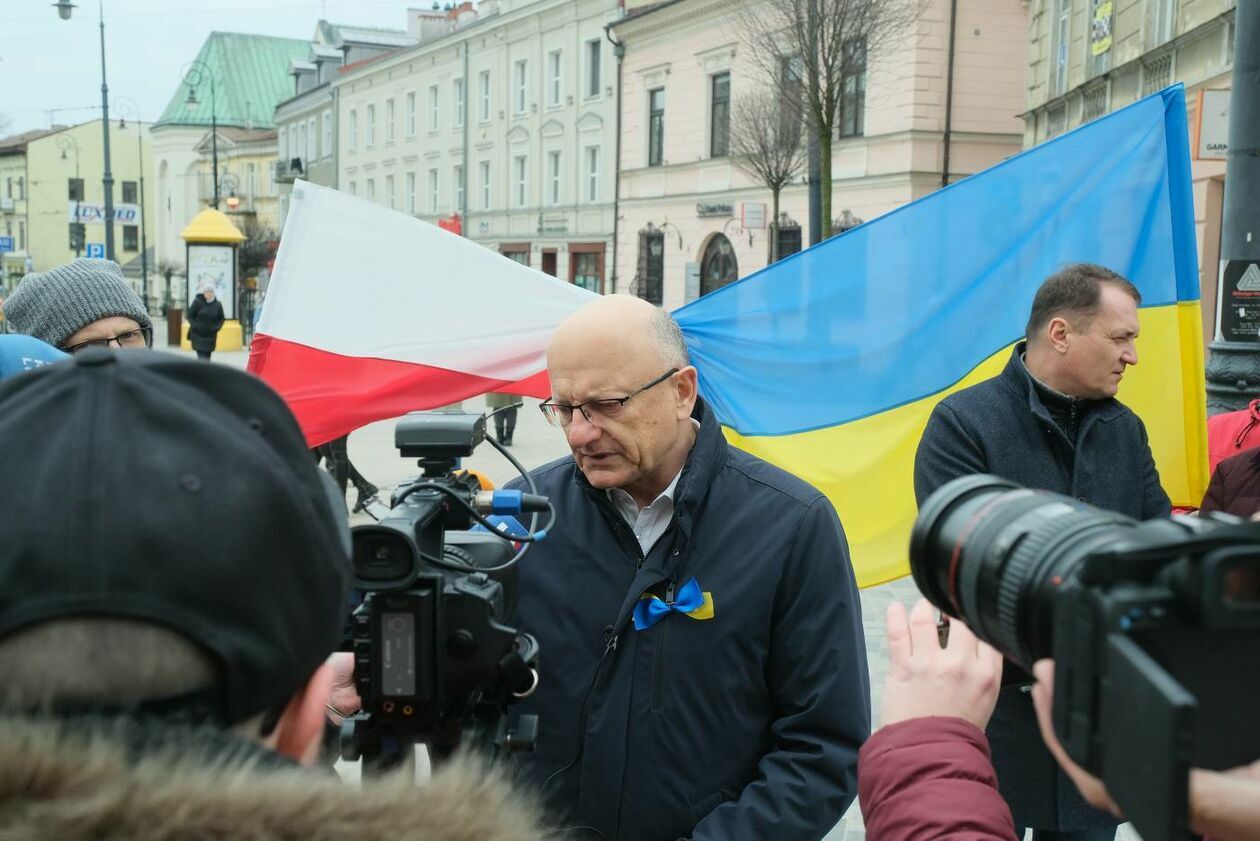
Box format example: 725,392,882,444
187,285,225,361
485,391,518,445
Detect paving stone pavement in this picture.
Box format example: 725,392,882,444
176,342,1140,839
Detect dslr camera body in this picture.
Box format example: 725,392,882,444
343,413,543,769
911,475,1260,841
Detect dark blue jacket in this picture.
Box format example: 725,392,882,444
913,343,1170,831
509,399,870,841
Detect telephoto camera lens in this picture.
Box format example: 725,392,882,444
909,474,1137,667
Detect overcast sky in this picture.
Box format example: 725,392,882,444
1,0,423,136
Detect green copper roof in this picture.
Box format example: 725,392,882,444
155,32,310,129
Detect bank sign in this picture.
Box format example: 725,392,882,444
67,201,140,224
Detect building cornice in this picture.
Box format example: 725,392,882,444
611,0,737,39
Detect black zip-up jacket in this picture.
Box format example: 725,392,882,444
913,343,1170,832
508,399,870,841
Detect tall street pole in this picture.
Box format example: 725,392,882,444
806,0,821,246
1205,3,1260,413
97,1,116,262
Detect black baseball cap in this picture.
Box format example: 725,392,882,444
0,348,350,724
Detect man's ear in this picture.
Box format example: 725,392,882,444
1047,316,1072,354
675,365,699,418
269,660,336,766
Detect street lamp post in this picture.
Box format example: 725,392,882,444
115,98,150,314
183,61,220,210
54,0,116,262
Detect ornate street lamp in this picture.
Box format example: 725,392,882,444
182,60,221,209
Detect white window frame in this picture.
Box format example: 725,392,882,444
548,50,562,107
454,78,465,128
385,98,395,143
348,109,358,151
406,91,417,137
278,125,287,161
454,165,464,212
548,150,561,205
428,168,439,214
366,103,376,147
322,110,333,158
429,84,439,132
514,60,527,115
480,160,491,209
306,117,316,160
298,122,308,164
386,174,395,209
586,39,601,99
479,70,491,122
405,171,416,214
348,180,356,196
586,145,600,203
513,154,527,207
366,178,375,201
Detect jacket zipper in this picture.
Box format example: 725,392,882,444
651,578,675,711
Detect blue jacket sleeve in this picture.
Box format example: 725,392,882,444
688,495,871,841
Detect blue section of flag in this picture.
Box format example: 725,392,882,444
674,85,1198,437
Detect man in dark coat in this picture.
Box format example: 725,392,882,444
187,284,226,360
914,263,1171,840
508,294,870,841
1200,447,1260,518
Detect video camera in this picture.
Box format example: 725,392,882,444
341,412,551,771
910,475,1260,841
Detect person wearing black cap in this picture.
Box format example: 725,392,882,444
0,349,546,840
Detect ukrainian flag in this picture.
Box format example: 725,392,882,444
675,85,1208,588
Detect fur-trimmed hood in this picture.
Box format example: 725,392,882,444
0,716,550,841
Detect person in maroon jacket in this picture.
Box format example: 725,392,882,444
1200,447,1260,518
860,599,1260,841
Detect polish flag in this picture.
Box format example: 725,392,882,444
248,180,596,446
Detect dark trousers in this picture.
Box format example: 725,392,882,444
314,434,376,499
195,350,211,360
494,406,518,444
1025,830,1117,841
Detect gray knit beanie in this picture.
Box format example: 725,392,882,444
2,259,151,348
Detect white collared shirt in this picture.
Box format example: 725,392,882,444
606,419,700,555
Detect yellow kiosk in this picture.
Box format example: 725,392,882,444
180,209,246,352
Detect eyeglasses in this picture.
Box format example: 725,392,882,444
62,325,153,354
539,368,679,428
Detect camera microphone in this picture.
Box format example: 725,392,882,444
475,490,551,515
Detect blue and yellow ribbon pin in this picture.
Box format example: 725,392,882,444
633,577,714,631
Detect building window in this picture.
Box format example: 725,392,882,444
648,88,665,167
1149,0,1176,48
776,217,803,259
123,225,138,251
454,78,465,128
480,160,491,209
501,244,529,265
839,38,866,138
349,180,356,196
298,122,308,163
479,70,491,122
366,104,376,147
406,92,417,137
16,177,23,201
548,150,561,205
515,60,528,114
385,98,395,143
18,220,25,251
429,85,439,131
1046,104,1067,138
548,50,562,107
1052,0,1071,97
700,233,738,296
429,168,439,214
454,165,464,212
69,223,85,252
121,180,138,203
405,171,415,214
710,72,730,156
571,249,602,292
307,117,317,159
323,110,333,156
349,109,358,150
4,177,10,199
69,178,85,201
366,178,375,202
513,155,527,207
587,39,601,98
278,126,287,161
635,228,664,305
586,145,600,202
1081,83,1109,123
246,163,257,197
386,175,395,209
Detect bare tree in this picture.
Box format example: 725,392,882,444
730,90,807,264
733,0,918,239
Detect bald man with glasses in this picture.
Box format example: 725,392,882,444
505,294,870,841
